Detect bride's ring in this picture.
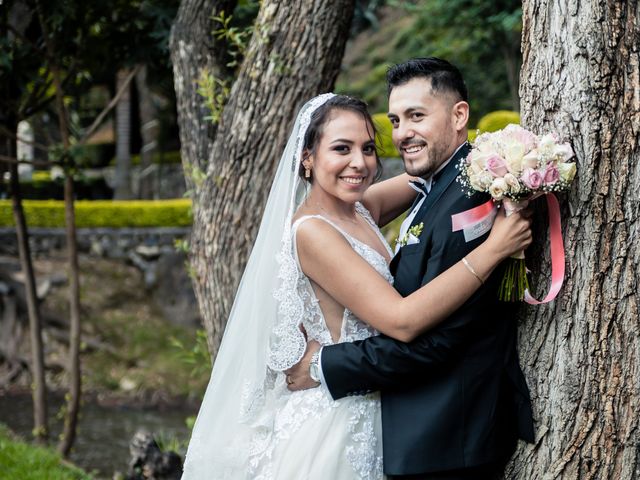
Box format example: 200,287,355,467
286,375,293,385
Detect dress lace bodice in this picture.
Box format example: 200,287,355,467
291,202,394,347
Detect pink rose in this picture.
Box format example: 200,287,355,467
543,164,560,185
521,167,543,190
486,154,509,177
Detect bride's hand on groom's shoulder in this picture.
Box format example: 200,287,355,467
285,340,321,391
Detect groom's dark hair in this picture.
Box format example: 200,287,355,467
387,57,468,103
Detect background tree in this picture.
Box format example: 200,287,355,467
508,1,639,478
1,0,49,444
170,0,356,354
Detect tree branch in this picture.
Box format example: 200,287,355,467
0,125,50,153
78,65,140,146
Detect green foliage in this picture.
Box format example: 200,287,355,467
372,113,399,157
0,199,192,228
337,0,522,123
476,110,520,133
170,329,212,381
1,0,180,122
197,69,230,125
212,10,253,68
0,423,92,480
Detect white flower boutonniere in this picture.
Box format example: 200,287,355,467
396,222,424,249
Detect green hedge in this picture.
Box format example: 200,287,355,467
372,113,400,158
476,110,520,134
0,199,192,228
0,423,92,480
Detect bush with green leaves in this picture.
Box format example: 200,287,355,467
476,110,520,133
373,113,399,158
0,199,192,228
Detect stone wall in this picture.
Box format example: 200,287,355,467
0,227,199,328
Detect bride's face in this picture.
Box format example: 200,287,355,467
306,109,377,204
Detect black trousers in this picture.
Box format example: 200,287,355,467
389,456,510,480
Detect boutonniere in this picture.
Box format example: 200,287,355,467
396,222,424,248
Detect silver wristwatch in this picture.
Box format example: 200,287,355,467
309,350,321,383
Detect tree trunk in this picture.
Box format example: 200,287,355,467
6,125,48,443
170,0,236,183
509,1,639,479
114,68,133,199
58,172,82,458
171,0,356,355
43,37,82,457
135,64,159,199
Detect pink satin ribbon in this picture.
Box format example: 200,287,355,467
451,194,566,305
524,193,565,304
451,199,496,232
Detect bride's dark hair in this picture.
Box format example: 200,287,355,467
300,95,383,182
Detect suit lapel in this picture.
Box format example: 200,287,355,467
409,143,470,228
390,143,470,280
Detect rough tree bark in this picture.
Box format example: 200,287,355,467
508,1,639,479
171,0,356,355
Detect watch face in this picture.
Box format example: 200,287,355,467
310,363,320,382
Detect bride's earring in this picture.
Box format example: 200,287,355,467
305,167,311,178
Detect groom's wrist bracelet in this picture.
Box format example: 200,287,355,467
462,257,484,285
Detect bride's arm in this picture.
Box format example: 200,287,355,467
296,210,531,343
362,173,417,227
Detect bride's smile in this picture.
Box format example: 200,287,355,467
302,109,378,206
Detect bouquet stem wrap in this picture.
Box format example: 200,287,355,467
499,194,565,303
499,198,531,301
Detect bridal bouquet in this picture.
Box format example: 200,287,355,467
458,124,577,302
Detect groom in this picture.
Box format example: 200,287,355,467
286,57,534,479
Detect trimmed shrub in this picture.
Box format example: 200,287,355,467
0,199,192,228
372,113,399,158
476,110,520,133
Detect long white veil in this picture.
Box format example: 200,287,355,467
181,93,336,479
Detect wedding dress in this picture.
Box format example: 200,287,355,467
247,205,392,479
181,94,388,479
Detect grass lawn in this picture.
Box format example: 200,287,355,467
0,424,92,480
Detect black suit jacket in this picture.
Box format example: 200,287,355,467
321,145,534,476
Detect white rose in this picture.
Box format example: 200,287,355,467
557,162,577,183
538,133,556,154
553,143,574,161
468,150,491,174
469,170,494,191
503,173,522,194
488,177,509,200
522,150,540,169
503,139,526,174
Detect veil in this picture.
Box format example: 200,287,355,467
181,93,336,479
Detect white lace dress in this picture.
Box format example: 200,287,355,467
247,203,393,480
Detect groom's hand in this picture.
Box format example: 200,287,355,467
285,340,321,391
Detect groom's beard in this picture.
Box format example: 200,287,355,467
401,140,450,178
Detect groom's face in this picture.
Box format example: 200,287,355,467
387,77,462,178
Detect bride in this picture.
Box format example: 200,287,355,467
181,93,531,479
